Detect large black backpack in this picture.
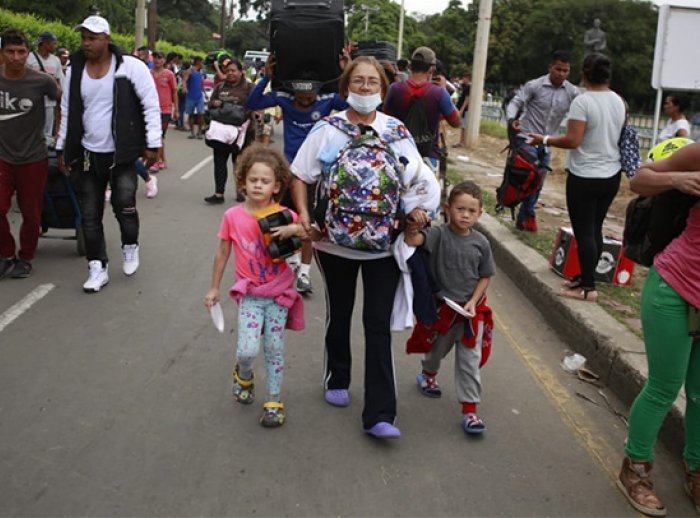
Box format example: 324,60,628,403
351,40,397,62
403,96,433,157
623,190,698,267
270,0,345,93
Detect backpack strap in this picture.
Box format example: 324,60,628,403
325,116,362,139
32,51,47,73
382,122,411,144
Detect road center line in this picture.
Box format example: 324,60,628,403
180,156,213,180
493,310,621,483
0,283,55,333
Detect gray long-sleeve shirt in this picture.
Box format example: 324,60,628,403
506,74,579,136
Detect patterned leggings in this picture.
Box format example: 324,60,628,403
236,295,288,397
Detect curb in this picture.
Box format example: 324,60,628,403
477,211,685,455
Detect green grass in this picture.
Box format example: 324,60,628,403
480,119,508,140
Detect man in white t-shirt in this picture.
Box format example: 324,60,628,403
26,31,64,146
56,16,161,293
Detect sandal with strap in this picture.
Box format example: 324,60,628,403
232,365,255,405
260,401,286,428
562,275,583,289
617,457,666,516
559,287,598,302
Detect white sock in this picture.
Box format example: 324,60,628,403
287,254,300,268
299,263,311,276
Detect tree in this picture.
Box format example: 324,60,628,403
0,0,91,23
225,19,269,57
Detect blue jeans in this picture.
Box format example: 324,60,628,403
515,137,550,224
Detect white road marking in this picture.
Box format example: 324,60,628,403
0,283,55,333
180,156,213,180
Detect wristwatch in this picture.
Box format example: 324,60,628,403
543,135,550,146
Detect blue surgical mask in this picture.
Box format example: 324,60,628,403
346,92,382,114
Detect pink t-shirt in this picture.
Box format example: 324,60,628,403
655,206,700,308
151,68,177,114
218,204,297,285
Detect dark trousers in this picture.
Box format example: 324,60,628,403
212,145,240,195
0,158,48,261
78,152,139,264
515,137,551,223
316,250,400,428
565,170,621,289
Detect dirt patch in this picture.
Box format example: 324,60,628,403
445,130,636,239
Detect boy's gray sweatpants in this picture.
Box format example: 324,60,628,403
421,320,483,403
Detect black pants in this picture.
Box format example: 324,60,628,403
316,250,400,428
212,145,240,196
565,170,621,289
78,152,138,264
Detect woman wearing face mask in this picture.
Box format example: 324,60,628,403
290,56,439,438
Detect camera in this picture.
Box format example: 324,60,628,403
256,205,301,262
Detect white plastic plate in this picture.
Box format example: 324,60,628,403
210,302,225,333
443,297,475,318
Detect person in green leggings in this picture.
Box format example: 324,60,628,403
617,141,700,517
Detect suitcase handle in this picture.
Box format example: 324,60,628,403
283,0,332,8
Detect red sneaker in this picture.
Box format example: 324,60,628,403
522,215,538,232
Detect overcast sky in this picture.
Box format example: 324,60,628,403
398,0,471,16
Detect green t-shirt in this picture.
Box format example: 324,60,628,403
0,66,58,164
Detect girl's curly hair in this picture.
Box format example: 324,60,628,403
234,144,292,201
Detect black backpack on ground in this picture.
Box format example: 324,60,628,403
623,190,698,267
270,0,345,93
403,96,433,157
495,126,549,219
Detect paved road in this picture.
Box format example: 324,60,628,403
0,129,694,516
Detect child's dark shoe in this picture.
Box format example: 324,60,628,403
416,372,442,398
462,413,487,435
260,401,285,427
232,365,255,404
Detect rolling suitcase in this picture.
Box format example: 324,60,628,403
352,40,397,62
270,0,345,93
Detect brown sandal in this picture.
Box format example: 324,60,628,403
684,460,700,514
616,457,666,516
559,287,598,302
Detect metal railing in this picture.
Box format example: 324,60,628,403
479,101,699,155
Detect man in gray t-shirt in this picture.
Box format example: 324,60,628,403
0,28,58,279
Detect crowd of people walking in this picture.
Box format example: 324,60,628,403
2,12,699,516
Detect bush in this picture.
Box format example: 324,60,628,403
0,8,196,58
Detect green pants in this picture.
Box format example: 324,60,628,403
626,267,700,468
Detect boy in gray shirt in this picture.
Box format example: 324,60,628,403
404,181,495,434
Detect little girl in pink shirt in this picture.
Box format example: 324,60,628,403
204,144,305,428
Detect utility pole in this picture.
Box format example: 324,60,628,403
397,0,405,59
359,4,379,36
220,0,227,48
465,0,493,150
135,0,146,49
147,0,157,51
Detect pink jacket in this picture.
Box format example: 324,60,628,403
229,266,305,330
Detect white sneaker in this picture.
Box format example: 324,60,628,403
122,244,139,276
145,176,158,198
83,260,109,293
